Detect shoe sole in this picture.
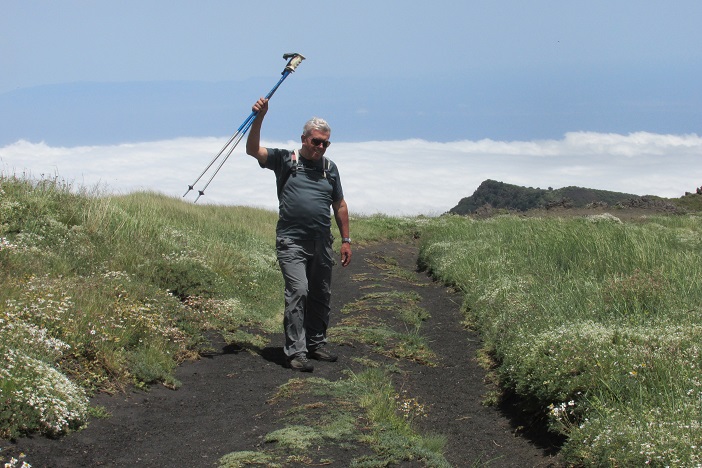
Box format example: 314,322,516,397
286,361,314,372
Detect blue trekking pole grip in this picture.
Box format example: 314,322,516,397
236,53,306,140
183,53,306,201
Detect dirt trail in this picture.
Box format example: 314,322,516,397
1,241,562,467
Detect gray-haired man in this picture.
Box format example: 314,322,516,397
246,97,351,372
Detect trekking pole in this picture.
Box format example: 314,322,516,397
183,53,305,202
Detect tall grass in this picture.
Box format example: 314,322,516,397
0,175,282,436
0,174,418,438
13,170,701,464
418,213,702,465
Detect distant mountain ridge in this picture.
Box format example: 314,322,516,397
3,75,602,147
449,179,662,215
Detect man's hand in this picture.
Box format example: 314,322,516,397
252,97,269,115
332,198,351,267
340,242,352,267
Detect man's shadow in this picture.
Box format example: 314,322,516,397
201,332,287,368
258,346,287,367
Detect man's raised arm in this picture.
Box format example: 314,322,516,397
246,97,270,165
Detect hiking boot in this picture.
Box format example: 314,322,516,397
287,353,314,372
308,345,338,362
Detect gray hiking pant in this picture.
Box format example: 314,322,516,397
276,235,334,358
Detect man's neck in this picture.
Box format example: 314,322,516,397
298,148,321,163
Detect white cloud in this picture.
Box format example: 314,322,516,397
1,132,700,216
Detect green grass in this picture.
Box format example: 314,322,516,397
6,172,702,465
0,174,418,438
418,212,702,466
0,176,279,436
364,254,427,285
219,368,449,467
335,290,436,365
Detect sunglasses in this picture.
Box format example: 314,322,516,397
310,137,331,148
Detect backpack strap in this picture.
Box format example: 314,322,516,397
277,151,296,198
277,152,335,198
323,157,338,194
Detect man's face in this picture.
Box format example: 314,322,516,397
301,129,331,161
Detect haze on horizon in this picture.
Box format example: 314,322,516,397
2,2,700,215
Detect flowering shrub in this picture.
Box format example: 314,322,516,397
0,269,190,433
0,273,88,437
1,451,31,468
0,350,88,437
0,309,87,437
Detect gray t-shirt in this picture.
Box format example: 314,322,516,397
262,148,344,239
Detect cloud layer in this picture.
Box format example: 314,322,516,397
2,132,700,216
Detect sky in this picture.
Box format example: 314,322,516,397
1,1,701,215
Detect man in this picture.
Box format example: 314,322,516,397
246,97,352,372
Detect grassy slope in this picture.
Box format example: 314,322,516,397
418,212,702,466
0,175,417,438
4,174,702,465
